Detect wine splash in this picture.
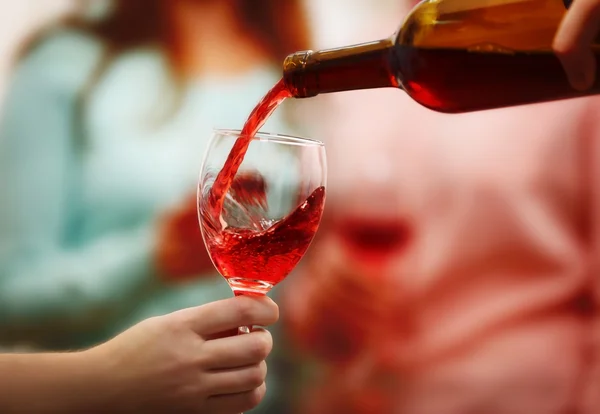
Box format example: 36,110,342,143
200,78,325,297
206,186,325,296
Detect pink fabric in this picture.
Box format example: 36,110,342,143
283,86,600,413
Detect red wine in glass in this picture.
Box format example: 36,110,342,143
198,79,327,339
205,185,325,296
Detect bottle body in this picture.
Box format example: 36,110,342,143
283,0,600,113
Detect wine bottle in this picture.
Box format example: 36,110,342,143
283,0,600,113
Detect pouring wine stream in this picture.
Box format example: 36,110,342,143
205,79,290,335
198,80,326,414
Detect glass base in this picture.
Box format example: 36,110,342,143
227,277,273,296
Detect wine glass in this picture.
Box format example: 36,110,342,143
197,129,327,332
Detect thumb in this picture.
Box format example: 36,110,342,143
554,0,600,90
177,296,279,336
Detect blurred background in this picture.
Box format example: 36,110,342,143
1,1,599,414
0,0,398,105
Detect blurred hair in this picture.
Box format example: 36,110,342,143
24,0,310,70
18,0,310,133
71,0,309,64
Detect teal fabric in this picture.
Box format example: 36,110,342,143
0,29,314,413
0,29,303,351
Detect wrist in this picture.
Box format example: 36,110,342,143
0,350,112,414
81,342,134,413
75,346,116,410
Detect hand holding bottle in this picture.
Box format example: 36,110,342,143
554,0,600,90
284,0,600,112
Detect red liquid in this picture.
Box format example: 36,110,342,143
229,172,268,210
204,186,326,296
395,47,600,113
207,79,291,219
201,78,324,296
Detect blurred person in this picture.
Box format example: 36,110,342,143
0,2,309,412
0,0,307,345
279,2,600,413
1,295,279,414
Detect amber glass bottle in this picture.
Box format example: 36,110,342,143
283,0,600,113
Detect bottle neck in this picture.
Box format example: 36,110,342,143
283,36,399,98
